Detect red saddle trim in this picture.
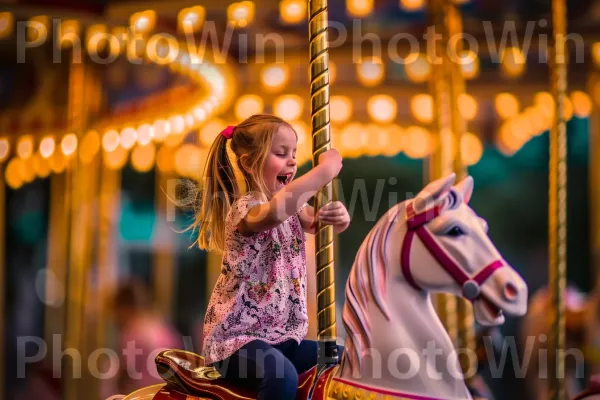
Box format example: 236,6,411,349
311,365,338,400
154,350,317,400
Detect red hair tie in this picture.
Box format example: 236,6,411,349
220,125,235,139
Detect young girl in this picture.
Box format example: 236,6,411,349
193,114,349,399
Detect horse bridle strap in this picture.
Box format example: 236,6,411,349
401,201,504,301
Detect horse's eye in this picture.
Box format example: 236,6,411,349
447,226,465,236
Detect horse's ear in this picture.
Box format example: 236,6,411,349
455,175,474,204
414,173,456,212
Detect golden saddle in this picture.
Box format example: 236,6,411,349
154,350,318,400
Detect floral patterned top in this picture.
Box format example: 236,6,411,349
201,193,309,364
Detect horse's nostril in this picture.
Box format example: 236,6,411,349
504,282,518,301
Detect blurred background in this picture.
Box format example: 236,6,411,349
0,0,599,399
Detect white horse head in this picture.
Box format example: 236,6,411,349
339,173,528,399
405,173,527,325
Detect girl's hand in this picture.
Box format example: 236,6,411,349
318,201,350,233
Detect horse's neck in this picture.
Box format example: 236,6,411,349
338,283,472,400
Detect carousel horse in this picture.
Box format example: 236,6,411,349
121,173,528,400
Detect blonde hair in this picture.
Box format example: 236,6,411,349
191,114,295,252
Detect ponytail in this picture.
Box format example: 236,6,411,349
188,114,293,252
193,131,240,253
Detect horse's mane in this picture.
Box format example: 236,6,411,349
341,201,405,376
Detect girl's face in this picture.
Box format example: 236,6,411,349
262,125,297,195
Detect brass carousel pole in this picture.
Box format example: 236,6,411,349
586,62,600,378
81,67,102,399
63,52,93,400
590,75,600,299
548,0,568,397
446,1,477,378
154,167,175,321
593,92,600,280
427,0,458,346
97,162,121,350
0,166,5,399
308,0,338,365
44,172,70,351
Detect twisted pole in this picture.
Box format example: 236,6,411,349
308,0,338,366
64,54,86,400
548,0,568,397
445,1,477,380
427,0,458,346
0,167,4,399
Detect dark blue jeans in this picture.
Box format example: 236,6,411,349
212,339,343,400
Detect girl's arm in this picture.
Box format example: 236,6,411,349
238,150,342,235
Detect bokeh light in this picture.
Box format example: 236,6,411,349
403,126,433,159
235,94,264,121
330,96,353,124
61,133,78,157
411,94,433,123
367,95,397,124
17,135,34,159
357,57,385,87
274,95,304,121
261,64,289,92
39,136,55,159
131,143,156,173
495,93,520,120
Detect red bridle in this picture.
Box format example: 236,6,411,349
400,201,504,302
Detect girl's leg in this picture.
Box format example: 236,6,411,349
214,340,299,400
280,339,345,374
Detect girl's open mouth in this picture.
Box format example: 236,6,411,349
277,173,292,185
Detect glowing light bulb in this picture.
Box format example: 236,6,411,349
273,95,304,121
39,136,56,159
411,94,433,123
235,95,264,121
357,57,385,87
0,138,9,162
17,135,34,159
61,133,78,156
347,0,374,17
405,53,430,83
404,126,433,159
131,143,156,173
330,96,352,124
461,132,483,166
400,0,425,12
280,0,306,24
571,91,593,118
367,95,397,124
261,64,289,92
458,93,478,121
103,130,120,152
495,93,520,120
501,47,526,78
120,127,137,149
